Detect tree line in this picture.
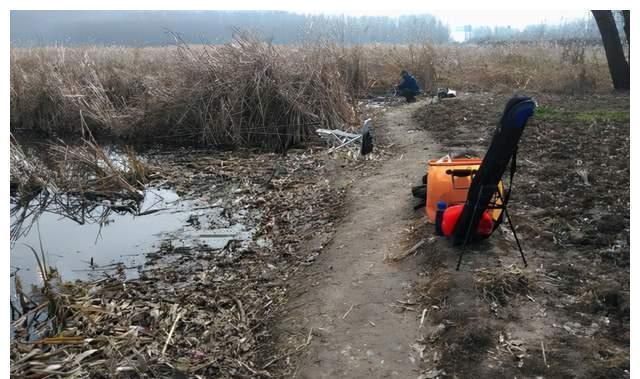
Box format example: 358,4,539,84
10,10,451,46
466,16,624,43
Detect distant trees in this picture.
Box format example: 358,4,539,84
10,11,451,46
592,10,630,90
466,17,603,43
296,13,450,44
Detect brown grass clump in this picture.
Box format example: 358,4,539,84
10,135,56,197
10,136,149,201
416,269,449,307
474,265,534,306
443,323,496,362
10,34,358,148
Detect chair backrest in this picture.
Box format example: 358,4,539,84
451,96,536,245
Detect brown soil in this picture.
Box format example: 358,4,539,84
412,91,630,378
277,90,629,378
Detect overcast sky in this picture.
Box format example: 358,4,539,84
432,10,592,41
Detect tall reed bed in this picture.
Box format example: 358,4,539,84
10,38,611,146
312,41,609,96
432,42,610,93
10,35,358,148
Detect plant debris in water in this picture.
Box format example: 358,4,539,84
10,134,158,244
10,134,152,201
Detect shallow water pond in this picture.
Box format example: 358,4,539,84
10,186,260,304
9,142,264,337
10,189,185,294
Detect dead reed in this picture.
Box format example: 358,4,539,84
10,133,153,242
11,136,149,200
10,37,610,146
474,265,535,306
10,34,358,148
433,42,609,93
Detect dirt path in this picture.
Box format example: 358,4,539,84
278,100,439,378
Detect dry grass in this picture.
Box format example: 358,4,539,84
10,136,149,200
416,269,449,307
11,34,358,148
333,43,439,95
474,265,535,306
11,38,611,146
433,42,610,93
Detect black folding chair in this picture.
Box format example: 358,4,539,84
452,96,536,270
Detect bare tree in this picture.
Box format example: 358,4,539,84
592,10,630,90
622,10,630,44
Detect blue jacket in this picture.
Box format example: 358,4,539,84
397,73,421,94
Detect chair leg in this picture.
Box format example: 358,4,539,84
502,205,528,267
455,242,468,271
496,190,527,267
456,186,484,271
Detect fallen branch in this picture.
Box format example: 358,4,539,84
389,239,425,261
162,309,185,356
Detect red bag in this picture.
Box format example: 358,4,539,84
442,205,493,238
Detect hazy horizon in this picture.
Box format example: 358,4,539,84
10,10,598,46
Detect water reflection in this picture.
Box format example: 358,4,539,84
10,188,185,297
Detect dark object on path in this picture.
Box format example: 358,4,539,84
437,88,457,99
360,119,374,155
396,70,421,103
412,184,427,199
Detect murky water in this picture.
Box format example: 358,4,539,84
10,187,261,300
10,144,263,337
10,189,184,293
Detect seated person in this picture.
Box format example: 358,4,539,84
396,70,421,103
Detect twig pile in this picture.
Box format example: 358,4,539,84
11,255,279,378
474,265,534,306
